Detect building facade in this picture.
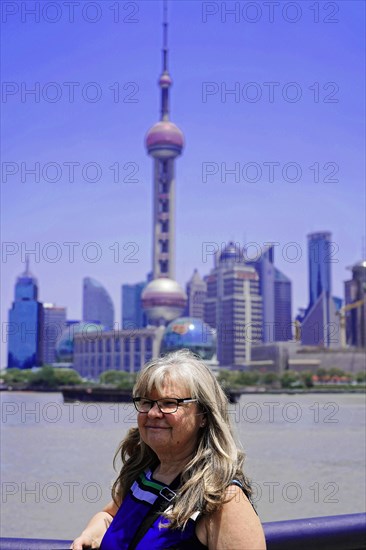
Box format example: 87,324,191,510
301,293,339,347
308,231,332,308
344,260,366,348
42,303,67,364
247,244,275,343
274,268,293,341
301,231,340,347
7,260,43,369
82,277,114,330
185,269,207,320
122,282,147,330
204,243,262,366
73,328,159,379
247,244,292,343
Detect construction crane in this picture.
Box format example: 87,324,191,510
336,299,365,348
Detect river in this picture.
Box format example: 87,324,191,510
1,391,365,539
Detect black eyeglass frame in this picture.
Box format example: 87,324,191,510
133,397,198,414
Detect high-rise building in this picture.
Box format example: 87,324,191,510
344,260,366,348
82,277,114,330
301,231,340,347
204,242,262,366
122,282,147,329
247,245,275,342
308,231,332,308
247,244,292,342
141,4,187,325
274,268,292,341
7,259,43,369
185,269,207,320
301,293,340,347
42,303,67,364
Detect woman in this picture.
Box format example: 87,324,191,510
72,349,266,549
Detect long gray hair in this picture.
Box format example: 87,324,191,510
112,349,252,529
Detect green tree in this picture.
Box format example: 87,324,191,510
280,370,301,389
99,370,136,389
356,371,366,383
3,368,33,385
300,371,314,388
99,370,122,385
235,370,260,386
53,368,82,386
316,367,328,381
217,369,235,388
28,366,58,388
262,372,279,386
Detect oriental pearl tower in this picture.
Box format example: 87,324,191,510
141,1,187,326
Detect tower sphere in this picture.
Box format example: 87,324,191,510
145,120,184,159
141,277,187,323
159,72,172,88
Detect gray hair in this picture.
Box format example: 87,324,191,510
113,349,252,529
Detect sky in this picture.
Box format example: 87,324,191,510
1,0,365,367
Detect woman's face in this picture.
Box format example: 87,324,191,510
137,378,204,459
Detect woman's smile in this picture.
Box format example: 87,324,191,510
145,425,170,430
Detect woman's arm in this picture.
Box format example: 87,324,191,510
71,500,119,549
205,486,266,550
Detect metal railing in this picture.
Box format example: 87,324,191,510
263,513,366,549
0,513,365,550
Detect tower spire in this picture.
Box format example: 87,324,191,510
24,254,30,276
162,0,168,72
142,0,186,325
160,0,172,121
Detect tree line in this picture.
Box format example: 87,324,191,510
1,365,365,391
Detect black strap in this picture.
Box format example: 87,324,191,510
127,474,181,550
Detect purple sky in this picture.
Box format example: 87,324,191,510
1,0,365,367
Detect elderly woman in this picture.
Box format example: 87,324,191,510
72,350,266,549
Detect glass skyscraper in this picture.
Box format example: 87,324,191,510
122,282,147,330
308,231,332,308
274,268,292,341
82,277,114,330
7,260,43,369
42,303,67,364
301,231,339,347
247,245,292,342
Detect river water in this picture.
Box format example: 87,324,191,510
1,391,365,539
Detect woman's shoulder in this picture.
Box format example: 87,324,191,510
202,485,266,550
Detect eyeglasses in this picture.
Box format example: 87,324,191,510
133,397,198,414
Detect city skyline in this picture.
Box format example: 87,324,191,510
2,0,365,366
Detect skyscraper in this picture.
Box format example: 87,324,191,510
122,282,147,329
7,258,43,369
82,277,114,330
42,303,67,364
308,231,332,308
185,269,207,320
274,268,292,341
344,260,366,348
204,242,262,366
301,231,339,347
141,3,187,325
247,244,275,342
247,244,292,342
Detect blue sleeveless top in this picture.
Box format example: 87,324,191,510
100,469,207,550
